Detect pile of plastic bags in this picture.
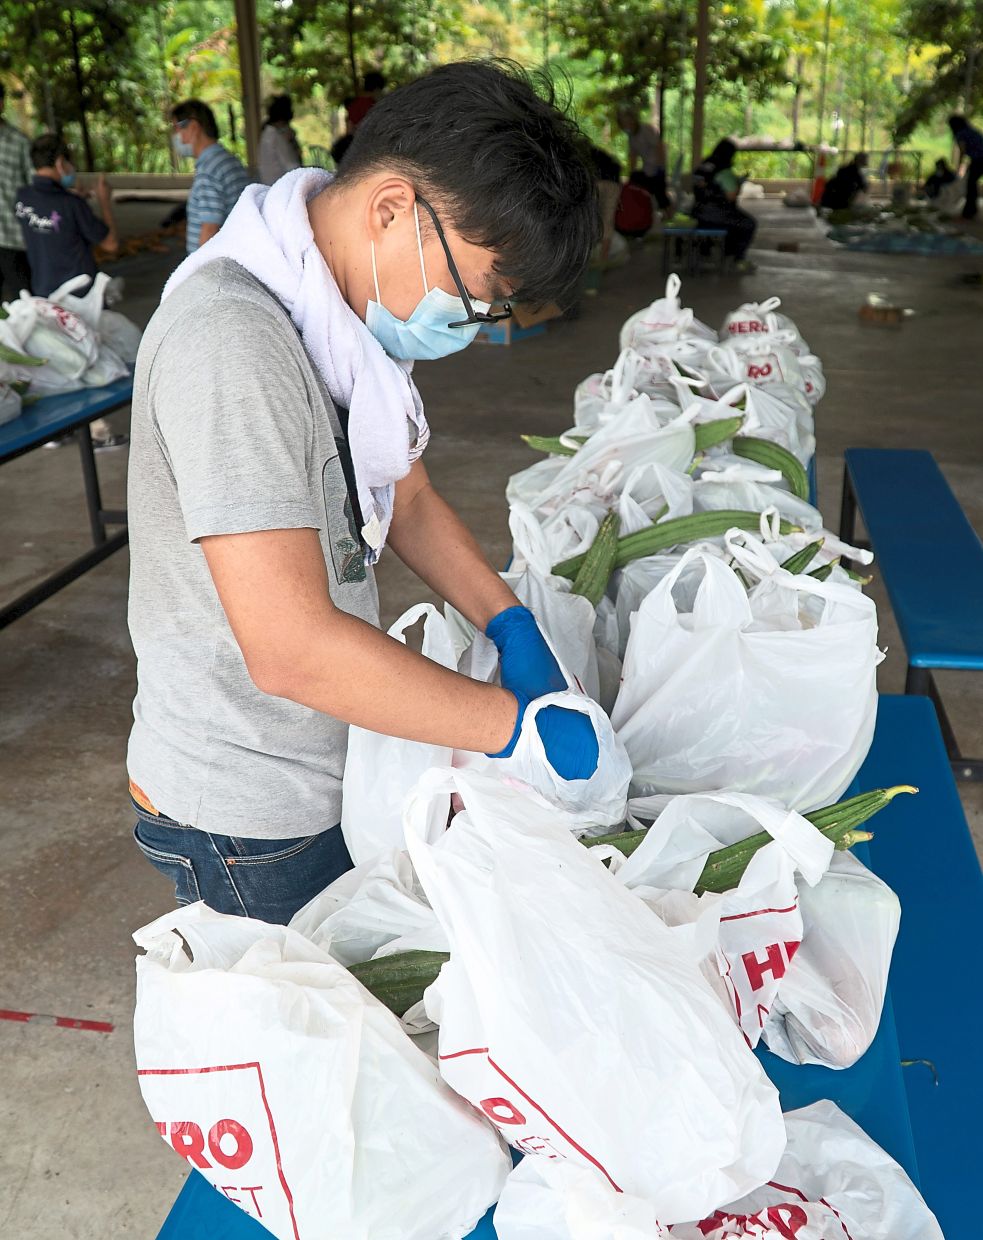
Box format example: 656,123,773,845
0,272,141,422
132,278,943,1239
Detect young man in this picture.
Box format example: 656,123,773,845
171,99,251,253
617,105,671,213
14,134,118,297
0,82,33,301
128,62,601,925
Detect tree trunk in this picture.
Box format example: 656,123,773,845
791,55,803,144
657,77,666,137
691,0,711,170
346,0,359,98
32,1,57,130
816,0,833,145
67,8,95,170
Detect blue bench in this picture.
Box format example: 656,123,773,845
156,694,980,1240
840,447,983,780
661,227,728,277
0,375,132,629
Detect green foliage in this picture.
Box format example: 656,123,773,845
895,0,983,140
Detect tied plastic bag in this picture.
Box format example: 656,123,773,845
671,1101,944,1239
763,851,901,1068
692,474,824,533
614,791,834,1049
617,461,693,535
709,341,805,394
133,902,509,1240
611,545,881,811
519,398,696,519
719,296,807,350
619,274,717,352
574,347,647,431
405,766,786,1225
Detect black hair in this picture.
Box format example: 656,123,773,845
334,60,600,309
948,114,968,135
707,139,737,170
31,133,71,170
0,82,5,106
331,132,354,168
362,71,386,93
172,98,219,140
266,94,293,125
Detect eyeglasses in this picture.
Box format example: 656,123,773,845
414,195,513,329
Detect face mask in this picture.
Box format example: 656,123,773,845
364,205,490,361
60,171,76,189
172,132,194,159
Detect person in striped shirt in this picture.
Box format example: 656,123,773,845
171,99,252,254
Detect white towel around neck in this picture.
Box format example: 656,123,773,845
162,167,429,560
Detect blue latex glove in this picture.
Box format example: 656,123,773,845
488,691,600,781
486,605,566,700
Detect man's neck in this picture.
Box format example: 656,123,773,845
307,182,356,305
195,137,218,159
34,167,58,181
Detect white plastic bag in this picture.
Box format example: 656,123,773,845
620,274,717,352
288,848,444,966
763,851,901,1068
617,461,693,535
574,347,647,431
341,603,456,865
671,1101,944,1239
719,297,806,349
495,1157,671,1240
133,902,509,1240
615,791,833,1048
614,544,727,659
405,766,786,1225
100,308,142,364
612,546,881,810
692,475,823,533
0,383,21,425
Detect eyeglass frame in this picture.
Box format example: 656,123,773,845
414,194,513,329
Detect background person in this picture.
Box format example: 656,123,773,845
259,93,302,185
127,61,601,926
346,70,387,132
171,99,251,253
923,157,956,200
14,133,118,297
692,138,757,271
0,81,33,301
948,114,983,220
617,105,671,214
820,151,869,210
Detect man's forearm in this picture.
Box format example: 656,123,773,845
387,476,518,630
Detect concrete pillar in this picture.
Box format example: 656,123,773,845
233,0,262,174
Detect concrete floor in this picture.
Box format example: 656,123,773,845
1,200,982,1237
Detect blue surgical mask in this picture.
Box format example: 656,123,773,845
60,171,76,189
172,132,194,160
365,205,490,361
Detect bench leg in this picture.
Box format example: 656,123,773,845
839,463,856,546
905,665,983,781
78,425,107,545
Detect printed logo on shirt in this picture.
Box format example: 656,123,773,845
322,453,367,586
15,201,61,232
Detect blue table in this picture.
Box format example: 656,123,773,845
158,695,974,1239
0,375,132,628
840,447,983,780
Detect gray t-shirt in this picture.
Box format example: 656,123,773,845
127,259,379,838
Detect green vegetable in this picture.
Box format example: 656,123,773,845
0,342,45,367
349,950,450,1017
733,435,810,501
521,433,586,456
553,510,801,580
693,415,744,453
570,511,621,606
781,538,825,575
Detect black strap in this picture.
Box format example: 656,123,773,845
333,405,367,546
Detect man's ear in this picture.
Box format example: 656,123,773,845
365,175,416,243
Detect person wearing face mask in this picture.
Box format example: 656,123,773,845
171,99,252,254
13,133,118,298
126,61,602,926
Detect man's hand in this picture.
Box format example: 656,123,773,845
95,174,112,207
486,605,566,699
198,220,221,247
488,691,599,781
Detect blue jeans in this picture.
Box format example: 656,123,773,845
132,801,354,925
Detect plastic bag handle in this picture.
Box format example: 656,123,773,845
652,545,753,630
664,273,682,303
387,602,457,669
